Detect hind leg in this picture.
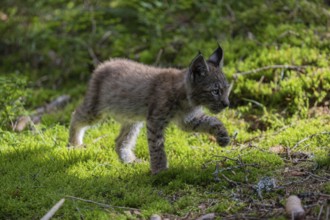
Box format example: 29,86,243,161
115,122,143,163
68,106,99,148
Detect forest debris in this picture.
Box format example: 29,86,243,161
290,152,313,160
212,155,259,184
281,175,312,187
41,198,65,220
198,203,207,210
12,117,29,132
286,170,307,177
278,30,300,38
255,177,276,199
309,106,330,117
150,214,162,220
196,213,216,220
292,131,330,150
208,135,216,142
66,195,141,211
87,46,100,67
154,48,164,66
285,195,305,220
233,65,307,78
326,206,329,220
269,145,286,154
133,210,142,216
220,173,239,186
12,95,70,132
317,204,324,220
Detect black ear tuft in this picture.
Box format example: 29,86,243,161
208,45,223,67
189,53,209,82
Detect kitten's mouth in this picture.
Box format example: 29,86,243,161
209,106,224,114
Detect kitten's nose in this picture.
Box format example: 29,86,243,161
222,99,230,108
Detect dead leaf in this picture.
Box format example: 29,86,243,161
269,145,286,154
208,136,216,142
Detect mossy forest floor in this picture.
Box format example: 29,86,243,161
1,105,329,219
1,1,330,219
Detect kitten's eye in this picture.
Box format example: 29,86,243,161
211,90,220,96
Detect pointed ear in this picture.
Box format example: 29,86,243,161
189,53,209,82
208,45,224,68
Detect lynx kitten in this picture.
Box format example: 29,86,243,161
68,45,230,174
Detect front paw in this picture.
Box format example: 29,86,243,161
67,143,86,149
151,166,168,175
151,160,169,175
217,135,230,147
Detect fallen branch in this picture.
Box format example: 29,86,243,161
41,198,65,220
12,95,70,132
233,65,307,77
66,195,140,211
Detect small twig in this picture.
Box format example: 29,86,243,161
242,124,293,144
216,164,257,173
241,98,265,108
307,172,330,182
292,131,330,150
87,46,100,67
278,30,300,38
319,193,330,198
225,4,235,21
92,134,109,143
318,204,324,220
258,75,265,85
227,80,234,96
98,31,112,46
41,198,65,220
212,155,258,186
221,173,239,186
66,196,140,211
154,48,163,66
280,175,312,187
233,65,307,77
75,206,85,220
326,205,329,220
213,155,240,162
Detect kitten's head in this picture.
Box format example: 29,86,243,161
187,45,229,114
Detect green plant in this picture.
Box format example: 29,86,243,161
0,75,28,129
